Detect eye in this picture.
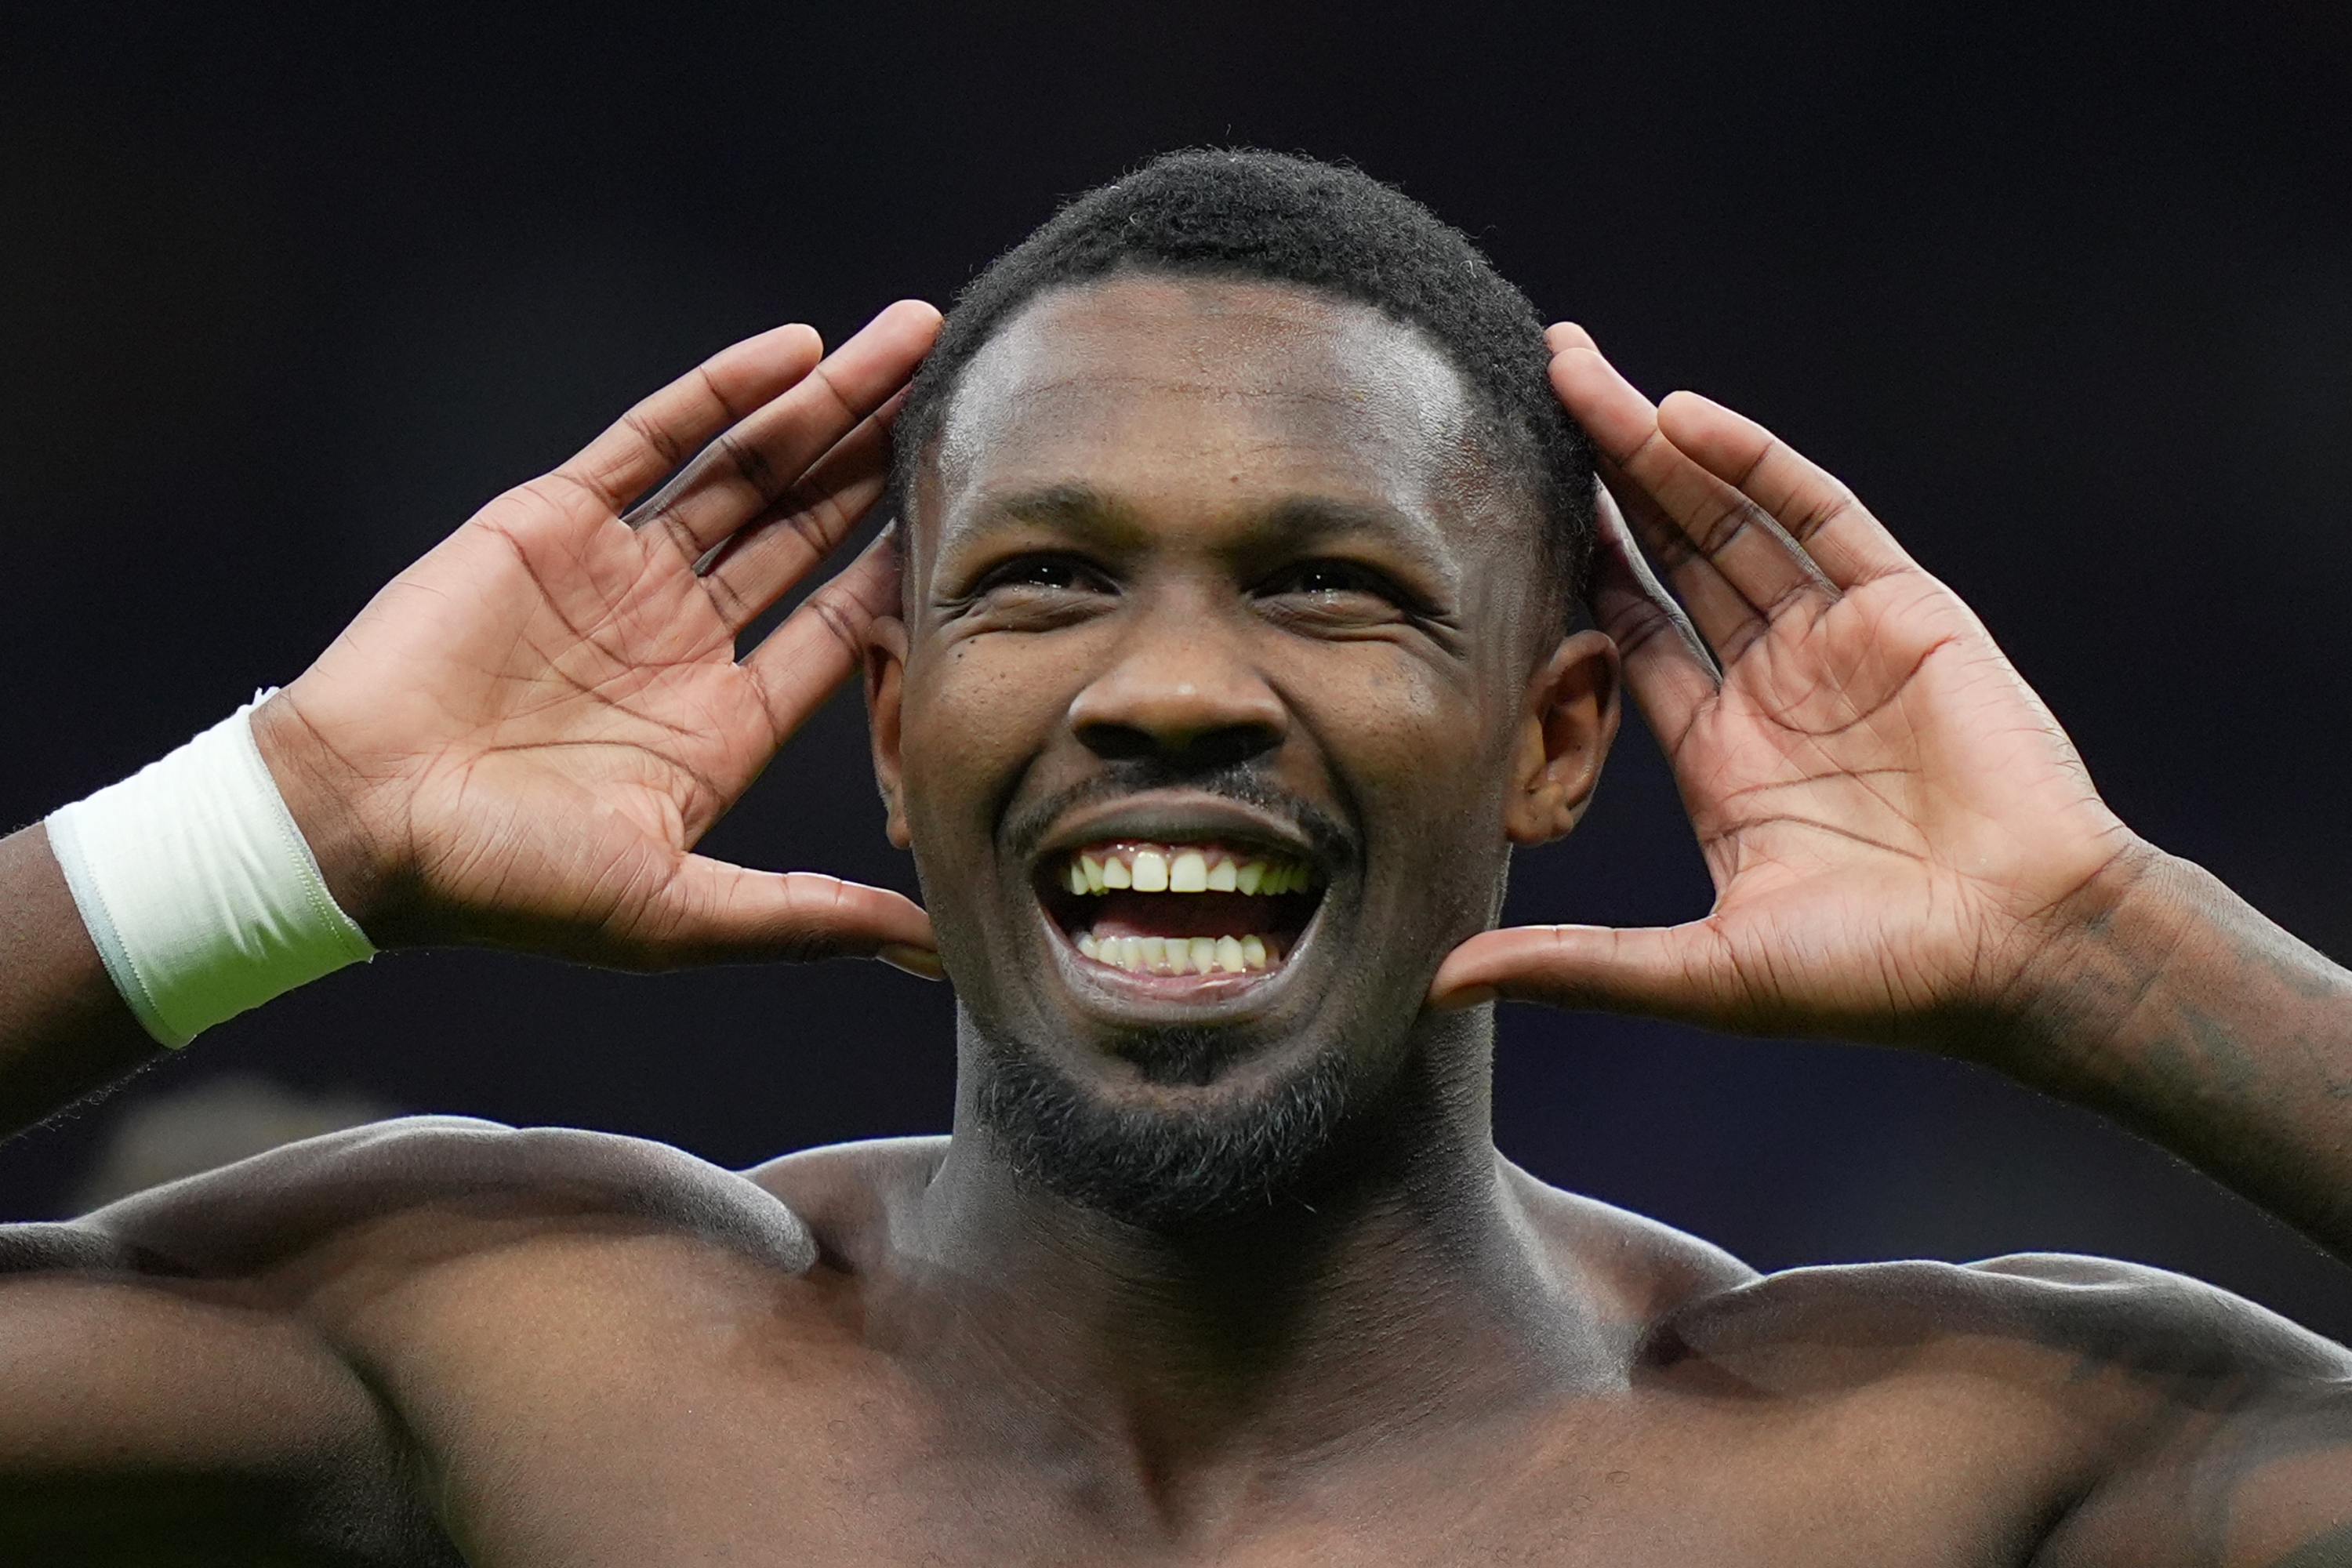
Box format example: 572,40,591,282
1252,557,1443,638
942,551,1117,629
971,554,1105,595
1261,560,1403,603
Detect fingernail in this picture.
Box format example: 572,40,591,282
878,944,946,981
1427,985,1499,1014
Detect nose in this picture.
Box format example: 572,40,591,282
1068,608,1286,771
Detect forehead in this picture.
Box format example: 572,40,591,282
924,275,1503,544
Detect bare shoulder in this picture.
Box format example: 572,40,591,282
1501,1158,1761,1328
741,1134,949,1267
1500,1159,2347,1403
1507,1175,2352,1565
3,1114,818,1283
1658,1249,2351,1399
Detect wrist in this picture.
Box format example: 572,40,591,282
249,687,405,942
1991,834,2195,1087
45,700,376,1047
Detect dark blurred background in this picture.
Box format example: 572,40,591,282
5,2,2350,1335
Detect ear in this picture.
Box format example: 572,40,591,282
863,615,913,850
1504,629,1621,846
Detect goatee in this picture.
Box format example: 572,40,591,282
970,1021,1355,1229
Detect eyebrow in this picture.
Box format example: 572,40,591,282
953,482,1450,565
962,482,1147,543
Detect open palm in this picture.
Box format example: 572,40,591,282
1434,328,2144,1050
256,304,942,971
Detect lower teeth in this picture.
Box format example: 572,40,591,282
1076,931,1274,975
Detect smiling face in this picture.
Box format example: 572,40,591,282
871,275,1613,1222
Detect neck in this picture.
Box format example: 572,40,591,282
897,1007,1620,1504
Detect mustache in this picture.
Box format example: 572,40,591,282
999,761,1354,868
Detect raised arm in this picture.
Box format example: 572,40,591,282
0,306,942,1552
1427,330,2352,1563
1433,325,2352,1263
0,303,942,1139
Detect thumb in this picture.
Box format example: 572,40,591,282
1428,921,1745,1024
634,855,941,975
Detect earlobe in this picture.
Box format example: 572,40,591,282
864,616,913,850
1503,630,1621,847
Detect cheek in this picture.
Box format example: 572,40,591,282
1297,649,1510,822
900,639,1077,844
1284,647,1519,937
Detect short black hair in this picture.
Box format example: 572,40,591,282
891,149,1594,606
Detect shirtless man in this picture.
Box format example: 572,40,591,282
2,150,2350,1565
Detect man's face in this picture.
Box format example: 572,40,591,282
873,276,1592,1218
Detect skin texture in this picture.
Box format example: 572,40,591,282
2,280,2351,1564
873,279,1616,1212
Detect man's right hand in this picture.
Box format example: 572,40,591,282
251,301,942,973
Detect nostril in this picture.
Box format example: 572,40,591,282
1178,724,1282,772
1077,720,1281,770
1077,721,1162,763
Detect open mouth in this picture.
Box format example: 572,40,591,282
1037,841,1323,981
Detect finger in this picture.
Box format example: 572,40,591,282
1425,922,1746,1026
1586,485,1718,753
1545,321,1597,355
1552,340,1835,645
556,322,826,514
739,524,904,742
1555,345,1762,659
641,857,938,970
1656,390,1915,590
697,387,906,635
627,300,941,564
1599,452,1766,665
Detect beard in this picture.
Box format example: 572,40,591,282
969,1018,1359,1229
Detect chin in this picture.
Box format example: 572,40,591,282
968,1018,1359,1229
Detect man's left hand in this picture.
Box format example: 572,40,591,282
1431,325,2150,1062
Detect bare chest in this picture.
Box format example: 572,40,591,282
367,1304,2085,1568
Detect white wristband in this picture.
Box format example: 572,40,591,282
45,693,374,1048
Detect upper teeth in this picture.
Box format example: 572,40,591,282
1062,845,1313,897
